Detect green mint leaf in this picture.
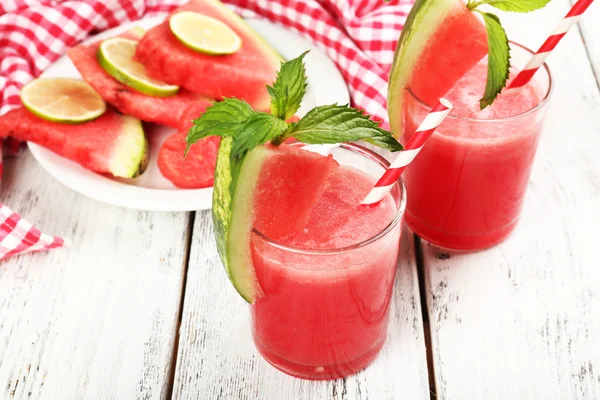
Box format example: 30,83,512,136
231,113,288,158
267,51,309,120
363,135,404,152
286,104,403,152
185,99,254,154
477,11,510,109
468,0,551,12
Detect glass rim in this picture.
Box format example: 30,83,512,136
251,142,407,255
406,40,554,124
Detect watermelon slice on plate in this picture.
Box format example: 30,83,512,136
134,0,282,111
0,107,148,179
157,101,218,189
387,0,488,137
67,27,214,128
213,142,338,302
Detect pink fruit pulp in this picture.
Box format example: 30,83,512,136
0,107,144,177
67,30,212,128
134,0,280,111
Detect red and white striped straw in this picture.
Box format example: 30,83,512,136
509,0,594,89
361,98,453,206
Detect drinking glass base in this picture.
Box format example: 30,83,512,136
254,337,385,380
405,211,519,252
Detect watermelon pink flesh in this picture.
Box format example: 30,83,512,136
158,101,217,189
387,0,488,136
134,0,281,112
67,29,213,128
409,6,488,106
0,107,147,178
252,145,339,240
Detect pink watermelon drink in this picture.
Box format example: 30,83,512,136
386,0,557,250
184,52,406,380
402,43,552,250
250,143,405,380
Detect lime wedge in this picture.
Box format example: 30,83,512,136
169,11,242,55
98,37,180,97
20,78,106,124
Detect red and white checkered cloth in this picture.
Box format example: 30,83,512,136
0,0,411,260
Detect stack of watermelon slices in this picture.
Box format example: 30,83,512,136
0,0,282,187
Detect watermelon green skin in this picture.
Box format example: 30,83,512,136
0,107,148,178
134,0,282,112
212,143,339,303
67,28,213,128
387,0,488,137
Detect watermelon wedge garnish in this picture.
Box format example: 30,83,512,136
0,107,148,179
185,52,402,303
67,28,214,128
134,0,283,112
387,0,488,136
212,142,338,302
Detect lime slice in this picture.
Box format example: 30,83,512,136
20,78,107,124
98,37,180,97
169,11,242,55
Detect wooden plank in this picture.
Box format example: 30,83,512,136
0,151,190,400
422,2,600,399
575,0,600,85
172,211,430,400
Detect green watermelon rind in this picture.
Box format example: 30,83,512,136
387,0,459,137
213,138,270,303
108,115,150,178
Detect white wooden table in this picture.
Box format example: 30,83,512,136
1,2,599,399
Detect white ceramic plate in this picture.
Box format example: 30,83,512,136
29,15,350,211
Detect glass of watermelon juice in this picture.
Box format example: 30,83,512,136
402,42,552,251
249,143,406,380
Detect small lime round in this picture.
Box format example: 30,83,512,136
98,37,180,97
20,78,106,124
169,11,242,55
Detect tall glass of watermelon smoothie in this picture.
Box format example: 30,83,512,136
402,42,552,251
250,143,406,380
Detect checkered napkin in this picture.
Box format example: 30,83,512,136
0,0,411,260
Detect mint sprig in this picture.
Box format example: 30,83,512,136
267,50,308,120
185,52,402,157
283,104,402,150
476,11,510,109
231,113,288,157
185,99,253,154
465,0,551,109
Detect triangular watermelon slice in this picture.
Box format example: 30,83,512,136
134,0,282,111
67,28,214,128
387,0,488,137
213,142,338,302
0,107,148,179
